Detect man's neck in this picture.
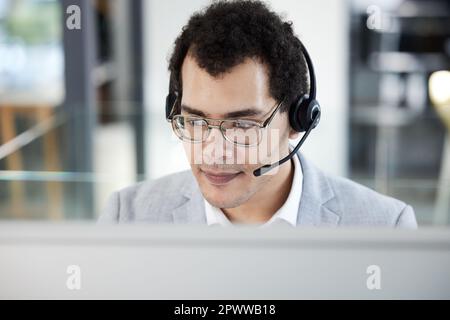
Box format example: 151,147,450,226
222,158,294,224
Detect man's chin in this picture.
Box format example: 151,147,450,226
199,183,250,209
193,168,256,208
203,194,242,209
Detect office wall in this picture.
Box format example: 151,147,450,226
143,0,349,178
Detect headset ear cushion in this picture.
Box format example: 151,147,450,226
289,95,307,132
289,96,321,132
306,99,321,129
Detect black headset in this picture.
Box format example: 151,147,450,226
166,42,321,176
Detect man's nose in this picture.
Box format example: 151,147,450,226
202,125,234,164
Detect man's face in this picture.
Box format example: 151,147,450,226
179,54,296,209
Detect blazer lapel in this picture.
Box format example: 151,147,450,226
171,175,207,224
297,152,341,226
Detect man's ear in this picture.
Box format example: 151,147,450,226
283,113,300,140
289,128,300,140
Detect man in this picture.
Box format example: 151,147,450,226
99,0,417,228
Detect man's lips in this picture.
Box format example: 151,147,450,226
200,169,243,185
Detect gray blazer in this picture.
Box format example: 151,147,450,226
99,152,418,228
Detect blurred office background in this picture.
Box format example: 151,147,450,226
0,0,449,224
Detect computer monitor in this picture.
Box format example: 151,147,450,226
0,223,449,299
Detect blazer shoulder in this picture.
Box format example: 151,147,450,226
325,174,417,228
98,170,196,223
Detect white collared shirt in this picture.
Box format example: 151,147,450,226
204,151,303,227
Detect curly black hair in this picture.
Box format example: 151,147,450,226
168,0,309,113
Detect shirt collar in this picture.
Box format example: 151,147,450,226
204,149,303,227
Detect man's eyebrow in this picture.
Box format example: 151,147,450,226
181,105,207,117
225,108,262,119
181,104,263,118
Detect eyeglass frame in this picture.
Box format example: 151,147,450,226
167,98,285,147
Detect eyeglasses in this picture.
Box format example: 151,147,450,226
168,100,284,147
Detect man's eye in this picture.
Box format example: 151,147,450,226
234,121,255,129
188,119,204,126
